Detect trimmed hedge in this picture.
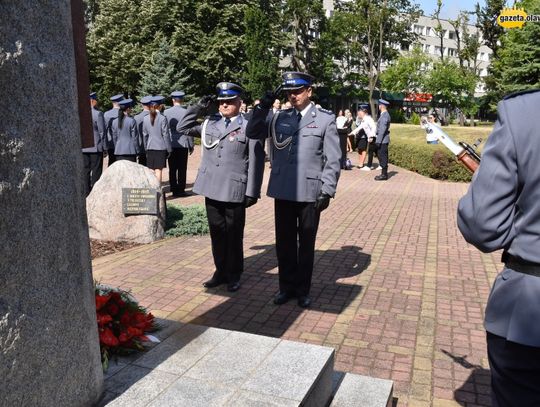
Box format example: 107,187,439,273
165,204,209,237
389,139,472,182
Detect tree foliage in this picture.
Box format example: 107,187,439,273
488,0,540,101
380,46,430,93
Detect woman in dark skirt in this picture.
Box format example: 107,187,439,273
142,95,172,184
111,98,139,162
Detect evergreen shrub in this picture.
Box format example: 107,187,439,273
166,204,209,236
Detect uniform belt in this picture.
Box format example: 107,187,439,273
502,253,540,277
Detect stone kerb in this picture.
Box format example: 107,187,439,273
87,160,166,243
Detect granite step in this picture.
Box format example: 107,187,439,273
329,373,394,407
100,322,335,406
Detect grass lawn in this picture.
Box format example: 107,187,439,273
392,123,494,152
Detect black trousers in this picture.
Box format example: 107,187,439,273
168,148,189,194
338,132,348,168
275,199,321,297
205,198,246,284
487,332,540,407
83,152,103,196
107,148,116,166
366,142,378,168
138,153,147,166
378,143,389,174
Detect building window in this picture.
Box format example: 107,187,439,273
448,48,457,57
425,27,432,36
414,25,424,34
448,31,455,40
424,44,431,53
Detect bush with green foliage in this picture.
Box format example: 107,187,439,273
389,139,472,182
165,204,209,237
407,112,421,125
389,109,406,123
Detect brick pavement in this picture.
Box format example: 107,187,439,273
94,148,501,406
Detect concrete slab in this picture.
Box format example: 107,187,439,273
330,373,394,407
184,331,280,386
226,390,299,406
147,377,235,407
241,340,335,405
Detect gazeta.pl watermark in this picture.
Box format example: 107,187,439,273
497,7,540,28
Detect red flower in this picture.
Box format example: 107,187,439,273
107,303,119,316
97,313,113,327
127,326,143,338
95,294,110,311
118,331,131,344
99,328,119,347
120,312,131,326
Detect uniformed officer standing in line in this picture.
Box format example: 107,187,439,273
103,94,124,166
177,82,265,292
111,98,139,162
457,89,540,407
246,72,341,308
142,96,172,185
374,99,391,181
163,90,193,197
134,95,152,166
82,92,106,196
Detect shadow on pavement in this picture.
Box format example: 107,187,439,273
187,245,370,338
441,349,492,406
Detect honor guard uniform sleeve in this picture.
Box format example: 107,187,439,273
97,111,106,151
176,104,203,138
161,116,173,153
376,112,390,144
457,99,518,253
246,137,265,199
321,115,341,198
245,105,271,140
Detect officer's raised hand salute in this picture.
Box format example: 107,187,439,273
246,71,341,308
177,82,265,293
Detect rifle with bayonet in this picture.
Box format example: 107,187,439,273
421,118,482,173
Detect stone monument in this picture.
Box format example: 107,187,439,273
0,2,103,406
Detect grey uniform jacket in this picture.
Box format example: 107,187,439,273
142,112,172,153
177,105,265,203
245,103,341,202
134,110,149,152
103,107,119,150
163,105,194,150
83,107,105,153
375,110,390,144
457,89,540,347
111,116,140,156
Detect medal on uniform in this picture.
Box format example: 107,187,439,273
229,135,235,142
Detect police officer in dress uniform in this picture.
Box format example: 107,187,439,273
134,95,152,166
177,82,265,292
458,89,540,407
82,92,106,196
111,98,139,162
374,99,391,180
164,90,194,197
104,94,124,166
246,72,341,308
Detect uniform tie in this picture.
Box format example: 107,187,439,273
224,117,231,128
296,111,302,123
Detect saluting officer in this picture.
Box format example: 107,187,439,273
374,99,391,181
134,95,152,166
178,82,265,292
82,92,106,196
246,72,341,308
111,98,139,162
104,94,124,166
164,90,193,197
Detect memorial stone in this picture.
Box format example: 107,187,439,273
0,2,103,405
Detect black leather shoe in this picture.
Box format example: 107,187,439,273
273,292,291,305
297,296,312,308
374,174,388,181
203,278,225,288
227,281,241,292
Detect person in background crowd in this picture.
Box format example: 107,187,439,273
82,92,105,196
374,99,391,181
336,109,353,169
164,90,193,197
142,96,172,185
134,95,152,166
457,89,540,407
111,98,139,162
345,109,355,153
246,71,341,308
177,82,265,293
103,94,124,166
349,104,375,170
